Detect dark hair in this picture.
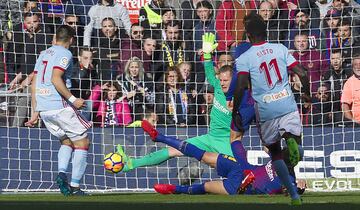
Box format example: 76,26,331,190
55,25,75,43
294,30,309,38
164,20,181,30
79,46,93,56
162,7,177,17
339,18,351,27
23,9,41,19
196,0,213,18
102,17,116,27
102,81,122,100
331,48,342,55
244,13,267,41
165,66,184,85
217,51,233,60
65,14,78,20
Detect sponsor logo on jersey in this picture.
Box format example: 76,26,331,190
36,88,51,96
263,89,290,103
60,57,69,68
213,98,230,115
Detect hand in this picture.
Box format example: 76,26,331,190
287,2,297,10
126,90,136,99
25,112,39,127
179,123,186,127
101,82,109,90
73,98,86,109
191,90,197,98
202,33,218,60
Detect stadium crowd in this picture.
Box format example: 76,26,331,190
0,0,359,128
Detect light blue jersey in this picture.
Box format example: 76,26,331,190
34,45,73,111
236,42,299,122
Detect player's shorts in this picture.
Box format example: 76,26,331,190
257,111,302,146
186,133,233,156
216,154,244,195
231,91,255,132
40,107,92,141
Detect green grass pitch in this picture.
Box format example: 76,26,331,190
0,192,360,210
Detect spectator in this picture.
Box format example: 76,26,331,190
216,51,234,74
312,85,332,126
91,81,132,127
198,84,214,126
0,0,23,40
64,0,97,26
180,0,201,43
118,23,144,74
39,0,67,34
178,62,197,94
160,7,176,40
322,49,353,123
153,20,190,81
215,0,254,51
341,53,360,124
139,0,167,41
292,32,329,93
193,0,216,61
142,36,158,75
91,17,121,80
331,18,359,68
320,9,341,60
64,14,84,57
117,57,155,121
284,9,321,50
155,66,195,126
257,0,285,43
84,0,131,46
6,11,51,84
10,72,35,127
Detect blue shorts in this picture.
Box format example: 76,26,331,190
216,154,244,195
231,90,255,132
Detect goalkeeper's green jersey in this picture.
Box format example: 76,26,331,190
204,61,232,136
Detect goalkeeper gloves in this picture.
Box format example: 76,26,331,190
202,33,218,60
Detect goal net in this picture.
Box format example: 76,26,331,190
0,0,360,193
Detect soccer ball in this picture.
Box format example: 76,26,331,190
104,152,124,173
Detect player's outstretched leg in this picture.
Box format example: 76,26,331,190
283,132,301,167
268,142,301,205
154,183,206,195
142,120,205,161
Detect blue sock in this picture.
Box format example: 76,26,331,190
272,159,299,200
58,145,73,173
156,134,205,161
231,141,250,169
175,183,206,194
70,149,88,188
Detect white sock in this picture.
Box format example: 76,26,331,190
58,145,73,173
70,149,88,187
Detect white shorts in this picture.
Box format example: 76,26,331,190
40,107,92,141
257,111,302,146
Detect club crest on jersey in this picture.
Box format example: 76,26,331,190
60,57,69,68
263,89,290,103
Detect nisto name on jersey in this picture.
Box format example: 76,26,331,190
213,98,230,115
257,48,274,58
263,89,290,103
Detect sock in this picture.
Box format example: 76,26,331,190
122,148,170,172
231,141,250,169
272,159,299,200
175,183,206,194
156,134,205,161
58,145,73,173
70,149,88,188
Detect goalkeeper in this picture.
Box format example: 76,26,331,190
117,33,255,172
